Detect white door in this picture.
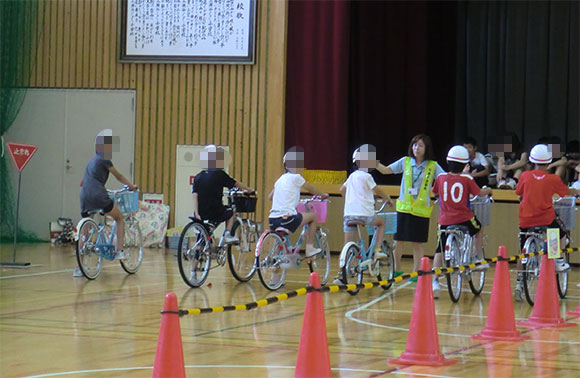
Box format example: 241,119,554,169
62,90,135,218
4,89,135,240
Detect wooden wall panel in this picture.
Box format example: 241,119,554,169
31,0,288,226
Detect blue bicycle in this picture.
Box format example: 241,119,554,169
338,201,396,295
75,187,143,279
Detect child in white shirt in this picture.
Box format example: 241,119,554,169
269,147,328,256
342,145,393,255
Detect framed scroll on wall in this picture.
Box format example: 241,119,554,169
119,0,256,64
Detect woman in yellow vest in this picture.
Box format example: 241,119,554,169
377,134,445,280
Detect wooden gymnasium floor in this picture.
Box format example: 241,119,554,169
1,243,580,378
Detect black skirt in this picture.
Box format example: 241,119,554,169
394,212,430,243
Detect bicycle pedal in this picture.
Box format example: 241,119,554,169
359,259,373,270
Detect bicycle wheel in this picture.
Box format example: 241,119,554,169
468,246,486,296
120,216,143,274
76,219,103,280
227,219,258,282
308,229,331,285
522,237,541,306
445,234,462,302
557,247,569,299
377,241,395,290
256,231,286,290
177,221,212,288
342,244,363,296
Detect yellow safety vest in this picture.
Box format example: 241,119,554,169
396,157,437,218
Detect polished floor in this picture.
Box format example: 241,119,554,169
1,243,580,377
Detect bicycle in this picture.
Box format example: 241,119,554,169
177,188,260,288
439,195,491,302
519,196,576,305
75,187,143,280
255,197,330,291
339,201,396,296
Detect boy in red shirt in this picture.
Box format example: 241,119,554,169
513,144,580,301
431,146,492,298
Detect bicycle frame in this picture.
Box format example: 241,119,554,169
440,228,474,268
256,223,308,259
338,224,380,269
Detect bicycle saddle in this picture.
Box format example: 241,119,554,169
82,209,105,218
446,225,470,233
527,226,547,233
275,227,291,235
346,220,366,227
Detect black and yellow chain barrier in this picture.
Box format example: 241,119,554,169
172,247,580,317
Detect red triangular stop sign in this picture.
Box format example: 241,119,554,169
7,143,38,172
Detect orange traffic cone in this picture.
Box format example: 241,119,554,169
153,293,186,378
472,246,529,341
295,272,331,378
518,255,577,328
389,257,457,366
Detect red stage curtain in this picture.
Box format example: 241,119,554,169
285,0,351,171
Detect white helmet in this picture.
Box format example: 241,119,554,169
530,144,552,164
447,145,469,163
352,144,376,163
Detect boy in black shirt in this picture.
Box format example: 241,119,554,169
192,145,254,243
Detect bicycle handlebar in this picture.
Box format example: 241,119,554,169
107,185,138,194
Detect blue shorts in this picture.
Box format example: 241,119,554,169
343,215,377,233
269,213,303,233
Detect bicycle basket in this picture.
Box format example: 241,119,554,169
553,197,576,230
233,195,257,213
366,212,397,235
470,196,491,226
296,200,328,223
109,191,139,213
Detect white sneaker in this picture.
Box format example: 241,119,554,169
432,279,441,299
114,250,128,260
223,233,240,244
73,267,83,277
514,281,524,302
332,276,344,285
305,247,322,258
374,251,388,260
555,258,570,273
498,178,516,189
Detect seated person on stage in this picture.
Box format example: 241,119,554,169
494,133,529,190
548,140,579,185
463,137,491,187
192,145,254,244
513,144,580,302
431,145,492,299
268,146,328,257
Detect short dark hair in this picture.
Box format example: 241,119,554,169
407,134,435,161
464,136,477,147
447,161,466,174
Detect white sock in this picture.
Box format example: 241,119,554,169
306,244,314,251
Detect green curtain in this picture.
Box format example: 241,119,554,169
1,0,43,242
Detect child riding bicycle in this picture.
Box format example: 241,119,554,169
192,145,254,244
333,144,393,284
513,144,580,301
431,145,492,298
268,146,328,257
79,129,137,264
